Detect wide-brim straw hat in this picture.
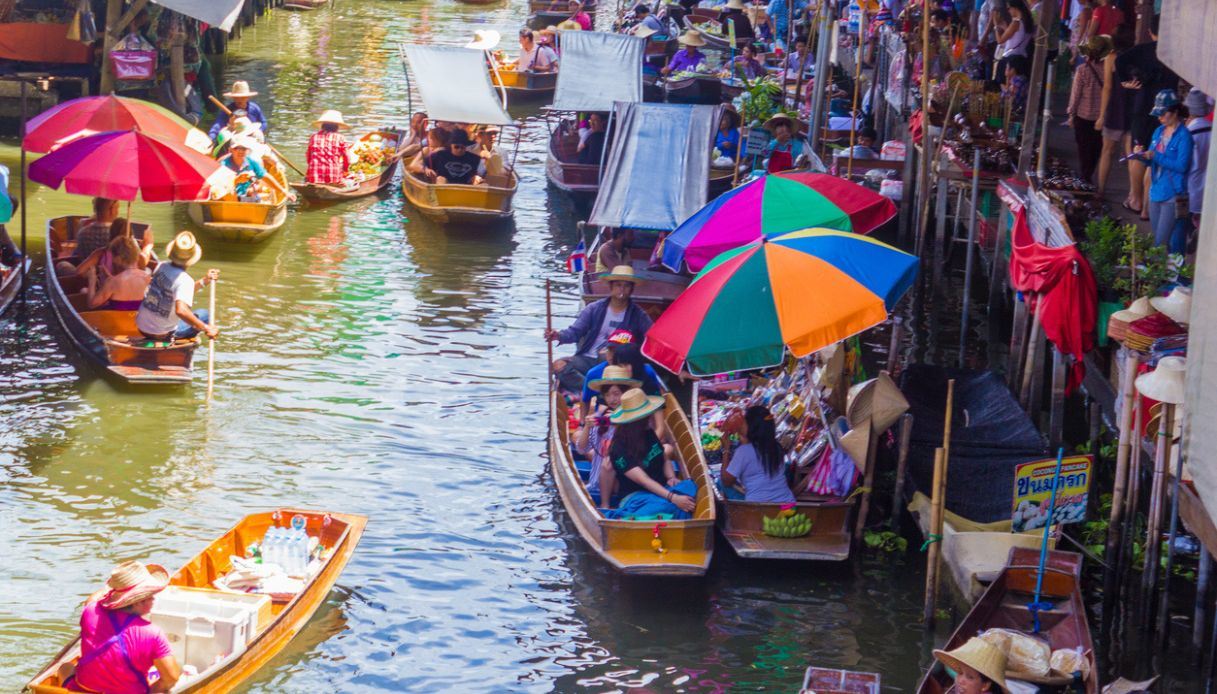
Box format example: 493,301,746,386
763,113,796,132
1136,356,1187,405
314,109,349,129
678,30,706,47
601,264,640,284
588,364,643,391
557,19,582,31
101,561,170,610
610,387,665,424
1150,287,1191,325
223,80,258,98
838,417,871,472
934,637,1009,693
846,372,909,433
725,0,746,8
165,231,203,267
633,23,658,38
1110,296,1156,323
466,29,502,50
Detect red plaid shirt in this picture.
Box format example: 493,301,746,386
305,131,350,185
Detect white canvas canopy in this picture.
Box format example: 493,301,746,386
402,45,514,126
152,0,243,32
551,31,645,112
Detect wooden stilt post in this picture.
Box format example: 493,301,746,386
854,419,880,543
1048,348,1066,449
891,413,913,529
1158,435,1186,639
1143,403,1175,599
170,35,187,116
1120,394,1145,574
1197,552,1213,651
1019,305,1043,408
1105,351,1139,578
99,0,123,95
959,147,982,368
887,316,903,374
924,446,946,627
1008,295,1029,386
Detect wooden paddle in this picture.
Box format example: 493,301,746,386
208,95,307,176
207,277,217,401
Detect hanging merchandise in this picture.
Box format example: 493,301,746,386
110,32,158,81
65,0,96,42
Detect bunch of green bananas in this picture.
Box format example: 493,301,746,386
762,512,813,538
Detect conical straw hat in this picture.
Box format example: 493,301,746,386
1135,356,1186,405
933,637,1008,693
846,372,909,432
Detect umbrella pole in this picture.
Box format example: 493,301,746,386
18,80,27,303
207,278,218,401
846,3,866,180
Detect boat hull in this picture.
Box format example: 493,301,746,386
292,159,400,202
0,255,29,318
682,15,735,49
282,0,327,9
492,69,557,102
664,75,723,105
187,198,289,243
401,169,517,225
545,129,600,196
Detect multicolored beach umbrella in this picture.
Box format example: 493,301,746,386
661,172,897,273
643,229,918,376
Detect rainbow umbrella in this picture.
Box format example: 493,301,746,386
23,94,212,154
661,172,897,273
643,229,917,376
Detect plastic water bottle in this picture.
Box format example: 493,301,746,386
265,528,283,568
287,532,304,575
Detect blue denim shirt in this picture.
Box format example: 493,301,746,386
1148,123,1194,203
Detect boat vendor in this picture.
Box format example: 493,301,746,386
595,227,633,272
782,37,814,82
305,110,353,186
732,43,767,80
57,560,182,694
761,114,807,172
220,137,268,202
716,108,742,162
932,637,1008,694
662,31,708,76
208,80,269,142
424,129,484,185
720,405,797,503
575,364,639,499
545,265,653,392
136,231,219,342
599,388,695,513
718,0,755,42
518,28,559,73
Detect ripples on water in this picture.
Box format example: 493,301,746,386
0,1,945,691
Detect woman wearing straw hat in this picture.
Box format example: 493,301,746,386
661,30,708,76
933,636,1008,694
598,388,696,512
136,231,219,342
208,80,268,142
575,365,641,499
718,0,755,42
760,113,806,173
58,560,182,693
305,110,353,186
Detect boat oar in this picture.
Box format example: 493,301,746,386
1029,447,1065,634
207,277,218,401
207,95,307,177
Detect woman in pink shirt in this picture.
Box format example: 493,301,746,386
61,561,181,694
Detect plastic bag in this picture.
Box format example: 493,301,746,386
110,32,157,81
979,628,1051,678
1050,647,1090,680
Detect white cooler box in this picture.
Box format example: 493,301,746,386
150,586,271,671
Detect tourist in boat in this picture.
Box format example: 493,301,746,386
732,43,767,80
595,227,632,272
598,388,695,512
84,236,151,311
61,197,119,271
720,405,797,503
209,80,268,142
662,31,707,76
716,108,742,162
399,112,430,160
545,265,653,392
305,110,353,186
219,137,268,202
210,110,265,157
575,365,639,499
424,129,484,185
577,112,608,165
57,560,182,693
761,114,806,172
71,218,155,281
580,332,663,402
518,28,559,73
136,231,219,342
473,125,506,179
718,0,755,43
782,37,813,82
568,0,592,30
932,637,1008,694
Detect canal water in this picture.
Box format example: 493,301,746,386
0,1,1200,692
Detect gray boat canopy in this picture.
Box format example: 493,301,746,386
551,31,646,112
401,45,514,126
588,102,717,232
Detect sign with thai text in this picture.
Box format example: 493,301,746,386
1011,455,1093,532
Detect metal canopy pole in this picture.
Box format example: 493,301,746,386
19,80,27,302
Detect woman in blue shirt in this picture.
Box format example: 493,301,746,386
716,109,742,162
1133,90,1194,253
721,405,796,504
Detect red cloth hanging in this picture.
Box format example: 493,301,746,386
1007,208,1098,393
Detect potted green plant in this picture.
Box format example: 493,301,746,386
1079,217,1127,346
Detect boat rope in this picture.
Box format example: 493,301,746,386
919,533,942,552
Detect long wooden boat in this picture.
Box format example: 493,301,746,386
291,157,401,203
0,255,30,318
491,67,558,102
401,168,517,225
27,509,367,694
45,216,198,385
693,378,855,561
549,390,715,575
545,126,600,197
581,228,690,319
282,0,327,9
682,14,737,49
664,74,723,105
186,190,288,244
917,547,1099,694
708,165,735,196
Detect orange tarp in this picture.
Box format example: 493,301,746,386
0,23,91,64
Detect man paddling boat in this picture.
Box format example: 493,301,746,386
136,231,219,343
208,81,269,142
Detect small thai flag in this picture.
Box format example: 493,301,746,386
566,240,586,273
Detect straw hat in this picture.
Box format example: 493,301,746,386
588,364,643,390
165,231,202,267
314,109,349,129
1109,296,1156,323
601,265,640,284
678,30,706,47
610,387,665,424
100,560,170,610
763,113,796,132
846,372,909,432
838,417,871,472
223,80,258,98
465,29,502,50
633,23,658,38
725,0,746,9
934,638,1008,693
1136,356,1187,405
1150,287,1191,325
557,19,582,31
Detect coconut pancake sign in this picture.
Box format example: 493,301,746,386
1011,455,1094,532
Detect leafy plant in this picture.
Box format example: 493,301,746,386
863,529,908,553
1112,224,1193,303
1079,217,1124,294
735,78,793,128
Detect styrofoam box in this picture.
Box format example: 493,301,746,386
150,586,271,671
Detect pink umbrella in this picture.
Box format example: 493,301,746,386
28,129,231,202
23,94,211,154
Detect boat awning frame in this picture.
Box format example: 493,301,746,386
400,44,515,126
551,31,645,113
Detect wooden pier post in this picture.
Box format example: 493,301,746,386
924,446,946,627
891,413,913,529
1196,552,1212,650
1104,351,1139,578
853,420,880,543
1048,348,1066,449
1142,403,1175,599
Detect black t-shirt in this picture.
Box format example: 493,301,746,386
611,429,668,495
579,131,606,165
430,149,482,184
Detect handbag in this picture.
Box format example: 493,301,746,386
110,32,157,81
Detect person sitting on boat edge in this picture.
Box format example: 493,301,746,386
135,232,219,343
305,110,353,186
598,388,695,512
662,30,708,76
575,365,640,499
718,0,755,42
595,227,633,273
58,560,182,694
518,28,559,73
545,265,653,393
761,114,807,173
933,636,1008,694
425,129,484,185
580,333,664,405
721,405,797,504
577,112,608,165
208,80,269,142
398,112,430,160
85,236,151,312
568,0,592,30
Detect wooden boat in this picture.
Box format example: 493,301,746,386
45,216,198,385
642,72,665,103
529,0,595,13
682,14,736,49
708,165,735,196
282,0,326,9
491,67,558,102
401,168,518,225
186,188,288,244
0,255,29,318
27,509,367,694
581,228,690,319
545,125,600,197
291,131,402,203
694,378,855,561
549,390,715,575
917,548,1099,694
643,35,677,61
664,74,723,104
